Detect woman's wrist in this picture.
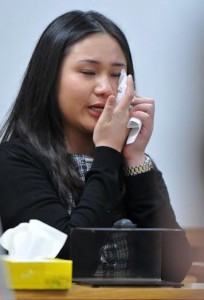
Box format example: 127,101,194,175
125,153,146,167
124,154,153,176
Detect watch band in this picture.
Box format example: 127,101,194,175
125,155,153,176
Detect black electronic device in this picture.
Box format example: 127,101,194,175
70,227,183,288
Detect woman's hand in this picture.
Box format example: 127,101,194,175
122,96,155,166
93,75,135,152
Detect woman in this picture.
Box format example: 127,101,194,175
0,10,191,282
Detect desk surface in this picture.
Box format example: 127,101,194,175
15,283,204,300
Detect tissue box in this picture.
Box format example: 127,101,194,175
1,256,72,289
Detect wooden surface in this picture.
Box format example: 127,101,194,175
15,283,204,300
185,228,204,282
186,228,204,248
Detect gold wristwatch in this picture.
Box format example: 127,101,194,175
125,155,153,176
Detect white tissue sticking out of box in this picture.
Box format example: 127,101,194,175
116,69,142,144
0,220,67,260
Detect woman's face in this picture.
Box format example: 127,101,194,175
57,33,127,143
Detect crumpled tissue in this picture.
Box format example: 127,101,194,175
0,219,67,260
116,69,142,144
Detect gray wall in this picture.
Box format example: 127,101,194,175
1,0,204,227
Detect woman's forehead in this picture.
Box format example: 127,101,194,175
66,33,127,65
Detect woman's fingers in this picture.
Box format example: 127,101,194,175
130,102,155,116
130,96,155,119
93,94,130,152
131,96,154,105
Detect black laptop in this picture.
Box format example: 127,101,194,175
70,227,183,287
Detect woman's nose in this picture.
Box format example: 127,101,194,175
94,76,115,97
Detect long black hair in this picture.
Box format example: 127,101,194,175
0,10,135,207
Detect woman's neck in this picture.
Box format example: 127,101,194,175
65,131,95,156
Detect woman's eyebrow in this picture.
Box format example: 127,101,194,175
78,59,126,67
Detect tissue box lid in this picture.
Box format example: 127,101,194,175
1,256,72,290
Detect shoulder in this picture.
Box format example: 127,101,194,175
0,139,50,173
0,139,28,153
0,139,39,159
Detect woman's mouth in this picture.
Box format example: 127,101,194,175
90,107,104,113
88,105,104,118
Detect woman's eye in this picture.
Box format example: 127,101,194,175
81,70,95,76
111,73,121,77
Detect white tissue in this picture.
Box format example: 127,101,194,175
126,117,142,144
116,70,142,144
0,220,67,260
116,69,127,104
